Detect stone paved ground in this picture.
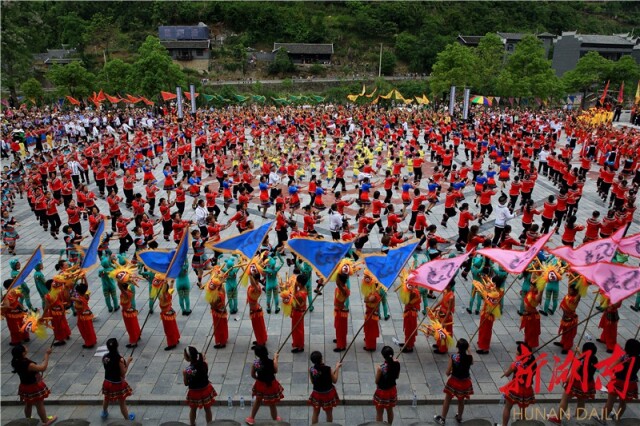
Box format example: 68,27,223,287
1,121,639,423
0,401,639,426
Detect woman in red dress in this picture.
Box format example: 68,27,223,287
432,282,456,354
246,345,284,425
71,281,97,349
362,272,381,352
11,344,56,425
399,278,421,353
1,280,29,345
247,273,268,347
291,275,308,353
44,277,72,346
435,339,474,425
112,264,141,348
308,351,342,424
520,286,543,350
153,275,180,350
205,268,228,349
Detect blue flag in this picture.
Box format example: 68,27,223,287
208,221,273,260
137,234,190,279
80,219,104,270
165,233,189,279
363,241,419,289
286,238,353,280
9,246,44,290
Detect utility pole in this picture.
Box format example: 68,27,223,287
378,43,382,77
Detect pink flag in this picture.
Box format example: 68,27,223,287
408,252,471,292
479,232,553,274
571,262,640,304
616,231,640,258
549,227,625,266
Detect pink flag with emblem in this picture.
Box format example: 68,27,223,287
616,232,640,259
478,232,553,274
571,262,640,304
550,227,625,266
408,252,471,292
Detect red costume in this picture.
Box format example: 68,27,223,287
598,299,620,352
291,287,307,350
46,290,72,343
247,282,268,346
520,290,541,349
73,293,97,348
364,292,381,351
436,288,455,353
159,288,180,348
210,285,228,347
334,282,350,350
558,293,579,351
477,309,496,352
120,285,141,345
2,289,29,344
403,287,421,350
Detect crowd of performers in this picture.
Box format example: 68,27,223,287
2,103,640,425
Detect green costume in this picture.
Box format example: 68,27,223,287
542,255,560,315
33,264,47,310
492,263,508,310
139,268,156,314
264,254,284,313
295,259,314,312
175,261,191,314
99,256,119,312
222,255,240,314
468,254,485,313
10,259,34,311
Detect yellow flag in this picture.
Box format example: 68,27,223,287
380,90,394,99
347,94,360,102
372,96,380,105
394,90,405,101
635,80,640,105
360,85,366,96
365,87,377,98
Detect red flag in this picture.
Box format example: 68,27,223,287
161,91,177,101
184,92,199,101
408,252,471,292
600,80,610,105
97,90,106,102
140,96,154,106
617,82,625,104
549,227,625,267
571,262,640,304
125,94,143,104
105,93,122,103
478,232,553,274
66,96,81,106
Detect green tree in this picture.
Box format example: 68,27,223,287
474,33,505,94
20,78,44,104
1,2,41,99
269,49,295,76
496,35,560,99
394,32,419,63
429,43,478,98
609,55,640,84
562,51,612,106
98,59,132,94
47,61,95,97
127,36,186,97
380,51,397,76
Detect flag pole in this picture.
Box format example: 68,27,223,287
533,307,603,354
468,274,520,343
130,233,188,356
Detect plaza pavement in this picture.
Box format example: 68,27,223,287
1,121,639,424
